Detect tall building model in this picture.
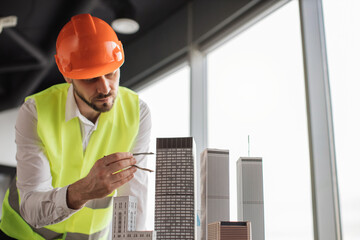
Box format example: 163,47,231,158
237,157,264,240
155,137,197,239
112,196,156,240
208,221,251,240
200,149,230,240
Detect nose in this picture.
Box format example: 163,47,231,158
96,75,111,94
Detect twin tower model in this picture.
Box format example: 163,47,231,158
112,137,264,240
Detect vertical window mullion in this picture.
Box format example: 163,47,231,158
299,0,342,239
189,46,207,240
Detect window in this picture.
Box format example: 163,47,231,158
323,1,360,239
136,65,190,230
0,165,15,217
207,1,313,239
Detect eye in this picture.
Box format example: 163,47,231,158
105,70,116,78
84,78,97,83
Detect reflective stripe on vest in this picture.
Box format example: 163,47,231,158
8,178,110,240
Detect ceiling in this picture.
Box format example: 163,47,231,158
0,0,189,112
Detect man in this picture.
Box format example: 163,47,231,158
0,13,151,239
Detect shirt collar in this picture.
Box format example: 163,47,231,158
65,84,98,128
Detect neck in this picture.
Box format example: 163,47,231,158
74,92,100,124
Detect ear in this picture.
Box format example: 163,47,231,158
64,76,72,84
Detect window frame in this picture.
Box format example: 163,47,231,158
132,0,342,239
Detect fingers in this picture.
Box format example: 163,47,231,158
106,157,136,174
103,152,133,166
110,166,137,185
111,174,135,189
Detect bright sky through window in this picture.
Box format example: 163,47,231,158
207,1,313,239
137,66,190,230
323,1,360,239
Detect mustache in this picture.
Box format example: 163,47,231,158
95,92,113,99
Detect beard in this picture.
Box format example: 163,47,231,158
73,84,116,113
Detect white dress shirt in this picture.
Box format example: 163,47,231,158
15,84,151,230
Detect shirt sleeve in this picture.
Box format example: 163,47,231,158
16,98,79,228
116,98,152,231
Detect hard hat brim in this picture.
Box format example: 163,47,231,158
56,57,124,80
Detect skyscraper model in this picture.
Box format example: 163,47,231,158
208,221,251,240
113,196,156,240
155,137,197,239
200,149,230,240
237,157,264,240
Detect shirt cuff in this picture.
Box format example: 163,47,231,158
57,185,82,216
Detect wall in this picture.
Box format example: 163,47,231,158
0,108,18,167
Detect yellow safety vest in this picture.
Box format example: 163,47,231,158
0,83,140,239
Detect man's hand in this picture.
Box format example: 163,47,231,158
66,152,137,209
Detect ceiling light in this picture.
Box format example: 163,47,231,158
111,18,139,34
0,16,17,34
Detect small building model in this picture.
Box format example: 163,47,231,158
237,157,264,240
155,137,197,239
200,149,230,240
112,196,156,240
208,221,251,240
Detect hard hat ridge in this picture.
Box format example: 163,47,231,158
71,14,97,36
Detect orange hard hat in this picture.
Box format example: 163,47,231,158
55,13,124,80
